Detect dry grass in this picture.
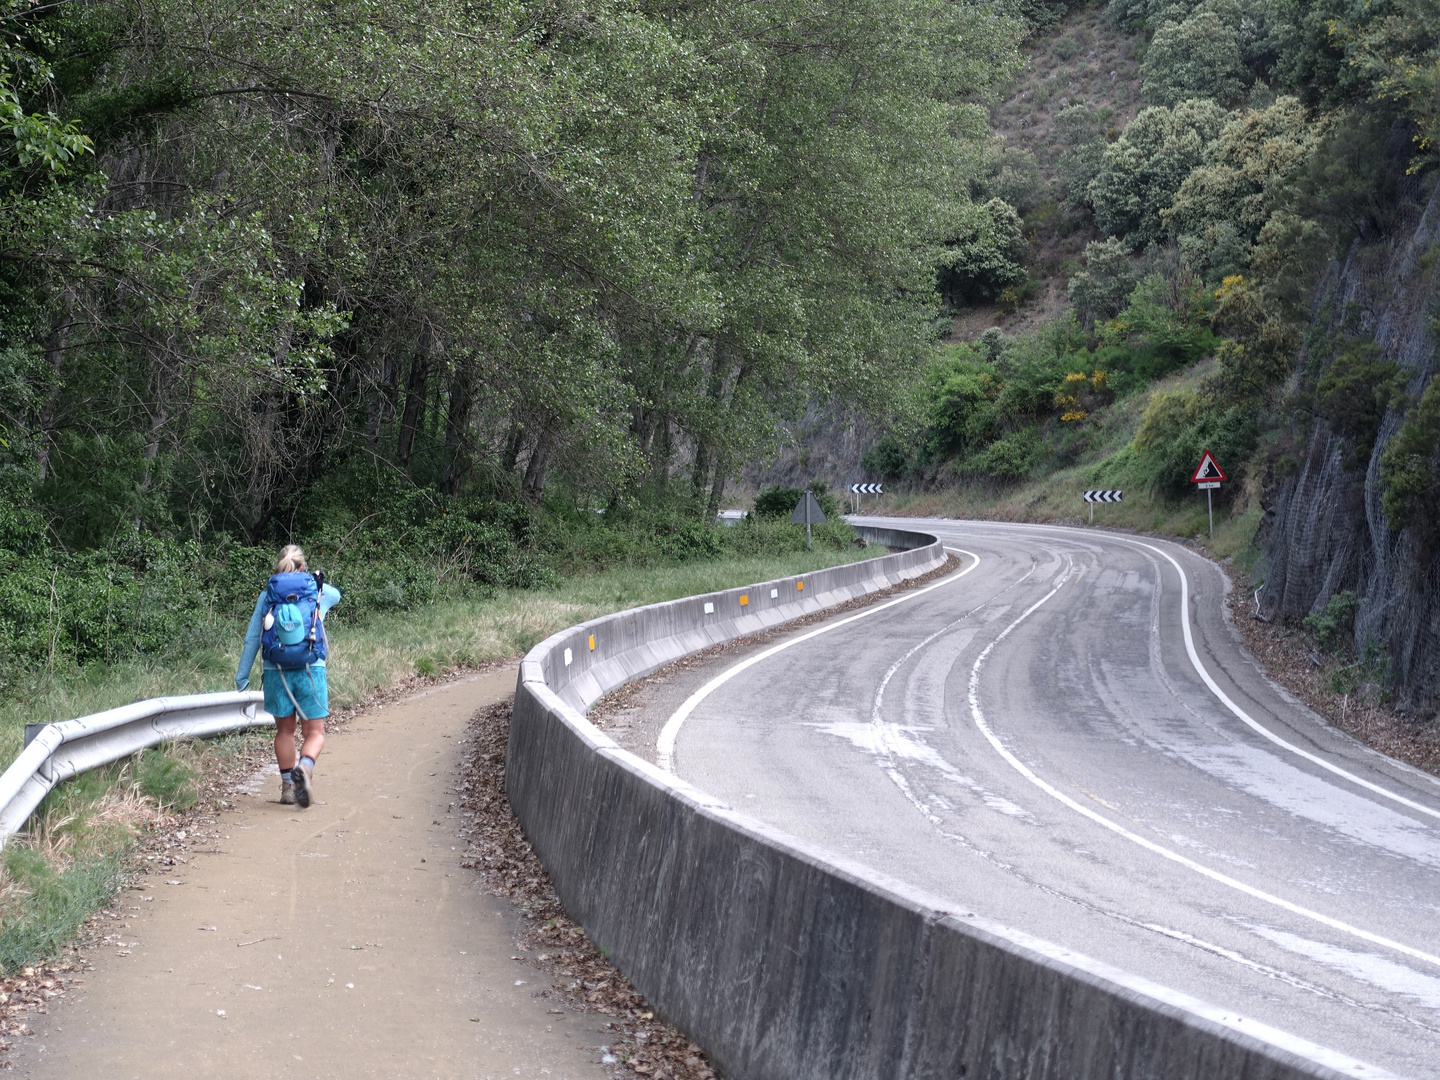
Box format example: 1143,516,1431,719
946,8,1148,341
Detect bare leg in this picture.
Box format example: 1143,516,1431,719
274,715,298,771
299,718,325,763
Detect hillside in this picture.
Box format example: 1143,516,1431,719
842,0,1440,717
951,6,1148,339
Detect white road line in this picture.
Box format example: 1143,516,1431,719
656,549,980,772
965,553,1440,972
870,563,1039,727
917,517,1440,817
1122,536,1440,821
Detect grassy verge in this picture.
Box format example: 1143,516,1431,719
0,542,881,971
865,358,1266,565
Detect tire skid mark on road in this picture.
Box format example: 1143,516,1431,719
656,546,982,772
946,520,1440,814
832,584,1440,1041
1122,534,1440,821
964,549,1440,973
819,555,1048,823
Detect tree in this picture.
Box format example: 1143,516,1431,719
1067,237,1139,324
1332,0,1440,170
1164,97,1326,280
2,0,1027,548
1140,11,1246,107
938,198,1028,306
1088,98,1227,247
1054,105,1108,212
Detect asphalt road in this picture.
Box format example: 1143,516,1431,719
661,518,1440,1079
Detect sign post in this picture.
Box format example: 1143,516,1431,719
1082,489,1122,523
848,482,883,513
1190,451,1226,537
789,490,828,549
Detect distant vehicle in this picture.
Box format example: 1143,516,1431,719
716,509,747,527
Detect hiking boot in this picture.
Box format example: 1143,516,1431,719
280,781,296,805
292,762,313,809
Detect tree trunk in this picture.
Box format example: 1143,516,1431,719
396,324,433,471
654,412,672,492
521,427,551,502
438,364,473,495
139,341,180,495
501,420,525,473
367,356,398,450
705,450,730,522
690,434,711,505
35,290,74,483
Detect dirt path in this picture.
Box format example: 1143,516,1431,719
17,669,613,1080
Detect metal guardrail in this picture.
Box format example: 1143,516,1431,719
0,692,273,843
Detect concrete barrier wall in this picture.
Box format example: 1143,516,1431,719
507,528,1357,1080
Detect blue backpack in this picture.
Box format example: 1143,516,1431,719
260,571,328,669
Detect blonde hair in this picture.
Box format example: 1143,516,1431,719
275,544,307,573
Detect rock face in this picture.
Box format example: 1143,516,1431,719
1259,183,1440,712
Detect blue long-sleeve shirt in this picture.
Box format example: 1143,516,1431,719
235,583,342,691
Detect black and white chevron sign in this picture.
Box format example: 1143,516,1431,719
849,483,884,494
1083,490,1123,503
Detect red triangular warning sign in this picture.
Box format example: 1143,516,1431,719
1191,450,1227,483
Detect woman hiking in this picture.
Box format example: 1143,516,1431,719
235,545,342,808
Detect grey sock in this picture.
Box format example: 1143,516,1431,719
280,769,292,784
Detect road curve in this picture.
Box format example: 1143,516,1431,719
663,518,1440,1078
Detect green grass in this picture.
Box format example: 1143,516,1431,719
0,730,264,972
0,541,881,970
0,844,127,971
871,358,1266,565
0,544,880,761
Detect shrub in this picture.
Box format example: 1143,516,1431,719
979,144,1048,216
938,198,1029,305
1380,373,1440,537
1054,106,1107,212
1101,272,1219,381
752,484,841,521
860,436,915,481
1133,388,1259,497
926,356,1002,457
1314,340,1403,468
1210,275,1302,396
1304,590,1359,654
1140,12,1246,107
959,426,1045,482
1068,238,1139,324
1089,99,1227,247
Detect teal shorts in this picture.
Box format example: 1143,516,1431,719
263,666,329,721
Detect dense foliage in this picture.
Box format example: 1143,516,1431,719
871,0,1440,554
0,0,1029,683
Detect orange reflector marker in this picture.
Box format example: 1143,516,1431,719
739,595,749,606
588,634,595,651
797,581,804,591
